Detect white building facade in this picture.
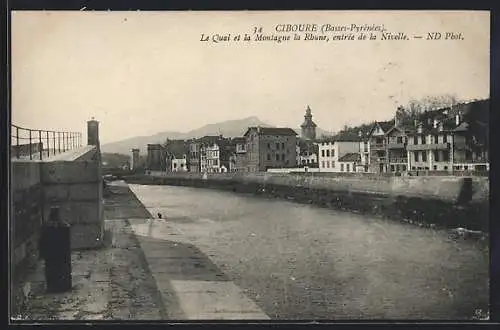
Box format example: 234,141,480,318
171,155,188,172
316,140,360,172
202,143,224,173
299,152,318,166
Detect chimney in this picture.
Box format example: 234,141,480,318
87,117,99,146
455,114,460,126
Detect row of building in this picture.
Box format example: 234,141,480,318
316,99,489,174
135,99,489,174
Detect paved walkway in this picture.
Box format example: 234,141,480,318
20,183,166,320
19,181,268,321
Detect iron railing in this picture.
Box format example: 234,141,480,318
11,124,83,161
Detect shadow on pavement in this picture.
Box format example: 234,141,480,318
136,234,231,283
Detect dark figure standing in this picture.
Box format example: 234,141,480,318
38,206,72,293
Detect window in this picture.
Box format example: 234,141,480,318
433,150,439,162
412,166,416,170
391,165,395,172
281,142,285,149
331,149,335,157
276,154,280,161
326,150,330,157
402,165,407,171
443,151,449,162
353,165,356,172
444,166,448,171
443,135,448,143
397,136,403,144
327,161,330,168
282,154,285,161
434,135,438,144
422,136,426,144
346,164,350,172
331,161,335,168
422,152,427,162
413,136,418,145
433,165,437,171
414,151,419,162
322,161,325,168
267,154,271,161
276,143,280,150
321,150,325,157
302,160,306,165
340,163,344,172
464,165,469,170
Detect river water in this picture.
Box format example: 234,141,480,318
127,183,489,320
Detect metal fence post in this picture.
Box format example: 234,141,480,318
16,126,19,159
29,130,32,160
53,131,56,156
39,130,42,160
46,131,50,157
58,132,61,153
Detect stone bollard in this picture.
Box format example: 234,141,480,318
38,206,72,293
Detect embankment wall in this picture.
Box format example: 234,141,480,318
10,146,103,318
124,172,489,232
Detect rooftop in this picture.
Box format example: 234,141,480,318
338,153,361,163
244,127,298,136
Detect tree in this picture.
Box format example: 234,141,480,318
397,94,461,126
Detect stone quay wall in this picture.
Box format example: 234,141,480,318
125,172,489,233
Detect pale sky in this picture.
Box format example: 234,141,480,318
12,11,490,144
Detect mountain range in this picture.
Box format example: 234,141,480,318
101,116,332,155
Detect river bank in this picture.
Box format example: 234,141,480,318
123,173,489,233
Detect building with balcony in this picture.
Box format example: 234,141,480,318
406,119,453,172
243,127,298,172
201,143,222,173
367,120,394,173
385,124,410,173
405,99,489,173
450,100,489,172
188,135,224,173
316,138,360,172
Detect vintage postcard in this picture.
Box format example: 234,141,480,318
10,10,490,322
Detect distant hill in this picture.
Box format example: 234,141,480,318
101,116,330,154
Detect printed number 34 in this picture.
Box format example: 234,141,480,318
253,27,263,34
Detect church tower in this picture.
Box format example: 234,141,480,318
300,105,317,140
